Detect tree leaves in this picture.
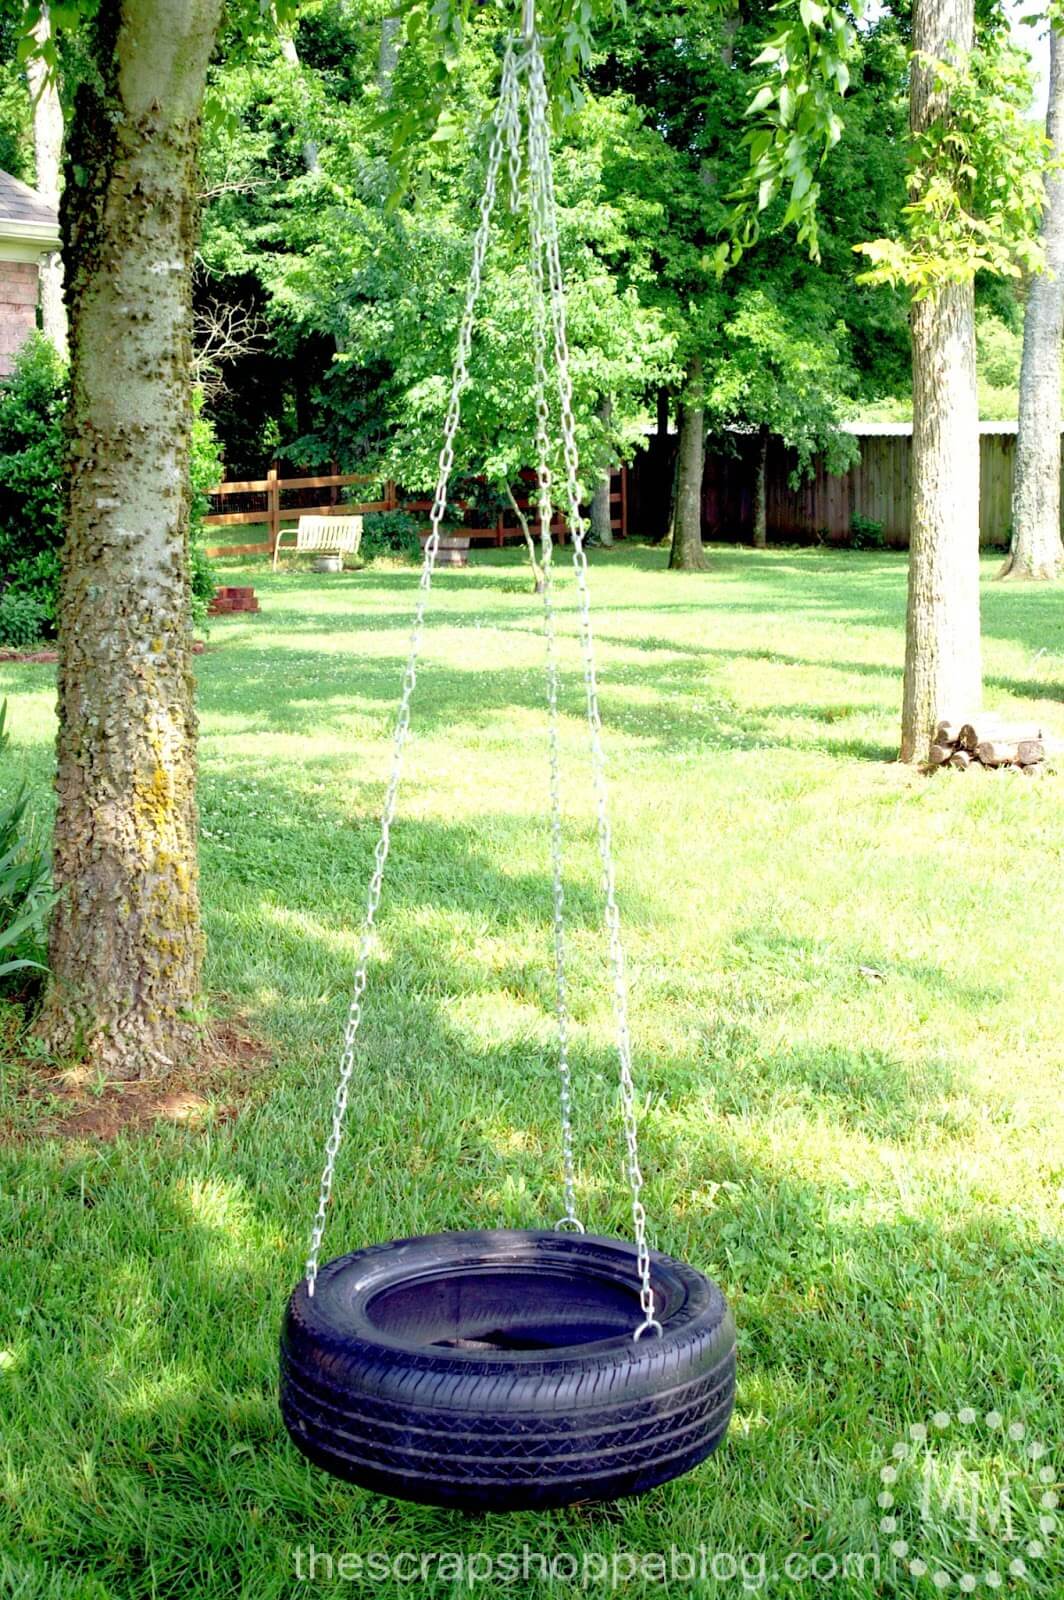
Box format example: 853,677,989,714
725,0,862,263
855,39,1049,294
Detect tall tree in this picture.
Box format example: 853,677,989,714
25,4,66,355
732,2,1046,762
595,0,907,573
900,0,981,762
1001,23,1064,582
670,354,708,570
34,0,227,1076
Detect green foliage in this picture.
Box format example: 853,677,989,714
721,0,861,266
856,38,1048,293
191,0,911,479
189,393,223,629
848,511,885,550
705,287,858,479
190,392,224,530
0,17,31,181
264,29,676,498
384,0,622,184
0,334,66,632
360,508,421,561
0,589,45,648
731,4,1048,310
0,701,53,994
975,307,1024,420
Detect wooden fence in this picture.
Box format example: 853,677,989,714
628,426,1031,548
203,464,628,559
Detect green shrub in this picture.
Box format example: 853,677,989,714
0,333,66,631
361,509,421,561
0,340,224,633
0,701,54,997
0,590,46,649
849,513,886,551
189,392,224,627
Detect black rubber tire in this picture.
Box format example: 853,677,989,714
279,1228,736,1512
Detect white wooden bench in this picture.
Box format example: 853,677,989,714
273,514,363,570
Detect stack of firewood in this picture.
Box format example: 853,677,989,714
929,717,1050,773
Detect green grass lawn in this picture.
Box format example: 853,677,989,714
1,543,1063,1599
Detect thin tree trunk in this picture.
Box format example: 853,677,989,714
26,5,67,357
279,30,320,173
720,2,741,67
669,355,708,570
652,390,674,545
590,397,614,547
36,0,222,1077
752,423,768,548
505,482,544,593
378,15,401,99
1001,24,1064,582
900,0,981,765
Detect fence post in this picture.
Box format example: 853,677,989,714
620,463,628,539
385,479,398,513
268,463,280,567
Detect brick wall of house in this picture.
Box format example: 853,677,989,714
0,259,39,375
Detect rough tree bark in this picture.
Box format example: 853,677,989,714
589,398,614,547
26,5,68,357
752,423,769,549
1001,24,1064,582
900,0,982,765
36,0,223,1077
669,355,708,570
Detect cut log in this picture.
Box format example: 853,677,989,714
948,749,973,770
1017,739,1045,765
975,740,1027,767
927,743,953,766
935,720,962,747
959,718,1042,751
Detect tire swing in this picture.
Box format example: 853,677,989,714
279,8,736,1514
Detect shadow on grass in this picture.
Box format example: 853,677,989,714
196,637,899,765
6,1009,1060,1597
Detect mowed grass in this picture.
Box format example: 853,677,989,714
1,543,1063,1599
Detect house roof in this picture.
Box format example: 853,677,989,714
0,169,59,250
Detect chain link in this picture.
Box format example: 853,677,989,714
304,24,659,1339
509,65,583,1235
304,39,519,1295
526,31,661,1338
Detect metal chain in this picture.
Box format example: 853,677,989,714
304,39,519,1295
508,64,583,1235
526,29,662,1338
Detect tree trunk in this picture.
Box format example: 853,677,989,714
590,397,614,547
720,2,741,68
669,355,708,570
378,15,401,99
900,0,981,765
505,482,544,593
1001,25,1064,582
279,30,320,173
36,0,222,1077
752,423,768,548
26,5,67,358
